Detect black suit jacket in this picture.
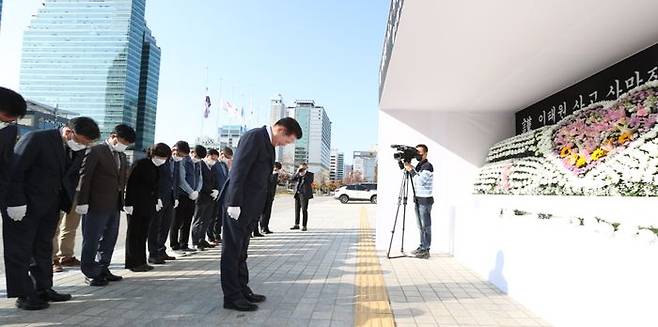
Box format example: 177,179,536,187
6,129,83,213
0,124,18,207
77,142,129,212
125,158,159,216
199,161,219,203
157,158,179,206
222,126,274,228
292,171,314,199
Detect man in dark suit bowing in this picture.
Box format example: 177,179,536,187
221,117,302,311
3,117,100,310
0,87,27,210
290,163,314,231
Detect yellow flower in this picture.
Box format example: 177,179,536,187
575,155,587,168
559,146,572,158
618,131,632,144
568,153,579,165
591,148,607,161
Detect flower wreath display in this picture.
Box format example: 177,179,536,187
474,80,658,196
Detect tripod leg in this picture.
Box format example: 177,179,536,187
387,172,408,258
400,173,409,254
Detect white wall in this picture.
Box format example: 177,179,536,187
376,109,513,253
455,197,658,327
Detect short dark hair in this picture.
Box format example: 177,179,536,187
149,143,172,158
208,148,220,157
416,144,428,152
194,145,207,158
221,146,233,156
0,87,27,118
300,162,308,167
175,141,190,154
112,124,136,143
275,117,303,139
274,162,282,169
68,117,100,140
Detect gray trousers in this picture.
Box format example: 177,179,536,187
191,199,216,245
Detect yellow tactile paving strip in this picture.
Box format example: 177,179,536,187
354,207,396,327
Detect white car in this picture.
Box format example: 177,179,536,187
334,183,377,204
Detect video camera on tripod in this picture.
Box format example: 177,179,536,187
387,144,422,259
391,144,421,169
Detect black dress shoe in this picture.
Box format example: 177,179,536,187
180,246,196,252
170,245,180,250
301,226,307,231
263,230,273,234
16,296,49,310
103,269,123,282
148,257,166,265
85,277,109,286
223,299,258,311
253,232,265,237
129,264,154,272
162,253,176,260
244,292,266,303
290,225,300,230
200,240,215,248
36,288,72,302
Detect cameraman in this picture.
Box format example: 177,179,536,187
404,144,434,259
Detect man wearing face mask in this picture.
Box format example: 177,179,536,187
76,124,135,286
171,142,204,252
290,163,314,231
191,147,219,251
124,143,172,271
207,146,232,245
220,117,302,311
147,144,181,264
0,87,27,212
3,116,100,310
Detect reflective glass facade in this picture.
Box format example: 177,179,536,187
136,27,160,151
20,0,159,148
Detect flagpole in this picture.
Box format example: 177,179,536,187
217,78,222,142
201,66,209,140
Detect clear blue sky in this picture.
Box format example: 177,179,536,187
0,0,388,164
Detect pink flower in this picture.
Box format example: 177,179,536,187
637,106,649,117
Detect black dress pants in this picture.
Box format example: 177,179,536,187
220,212,254,302
294,194,309,227
148,201,174,258
2,204,60,298
125,213,151,269
207,201,222,241
170,196,195,248
259,195,274,231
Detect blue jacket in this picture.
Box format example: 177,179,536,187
177,156,202,196
212,161,229,195
158,158,179,206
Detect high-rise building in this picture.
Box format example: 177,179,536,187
0,0,4,29
270,94,287,162
19,0,160,150
135,27,161,151
330,149,345,182
218,125,247,150
353,150,377,182
282,100,332,183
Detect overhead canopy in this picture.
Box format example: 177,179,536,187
379,0,658,112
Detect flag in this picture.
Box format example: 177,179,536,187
203,95,212,118
223,100,240,118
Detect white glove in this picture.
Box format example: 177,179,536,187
156,199,163,212
211,189,219,200
6,205,27,222
174,199,179,208
124,206,134,215
75,204,89,215
189,191,199,201
227,206,241,220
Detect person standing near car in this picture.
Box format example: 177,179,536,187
290,163,314,231
403,144,434,259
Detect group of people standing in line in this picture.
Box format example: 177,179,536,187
0,86,313,312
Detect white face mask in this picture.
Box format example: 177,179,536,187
113,142,128,153
192,157,201,163
206,159,217,166
0,121,12,130
172,155,184,162
67,139,87,151
152,158,166,167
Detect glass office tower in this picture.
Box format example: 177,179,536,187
20,0,159,148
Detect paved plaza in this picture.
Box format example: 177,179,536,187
0,196,550,326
